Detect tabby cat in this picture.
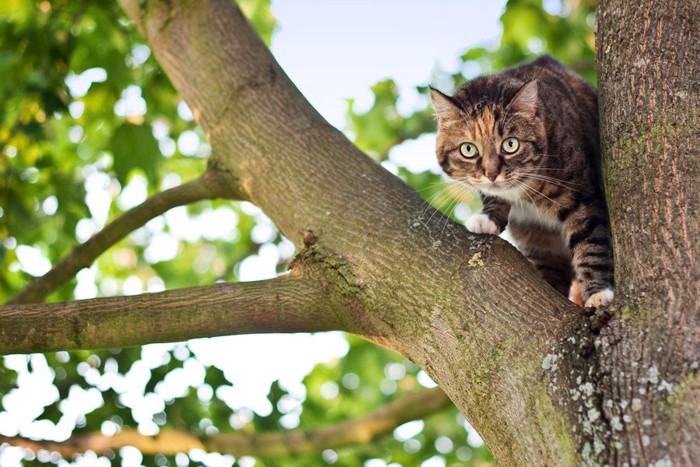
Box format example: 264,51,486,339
431,55,614,308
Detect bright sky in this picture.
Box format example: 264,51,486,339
272,0,505,128
2,1,505,465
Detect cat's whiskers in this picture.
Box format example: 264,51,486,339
421,179,462,202
505,179,537,207
438,196,461,237
417,178,479,238
420,183,458,211
438,182,477,237
514,178,566,208
418,180,476,233
451,177,480,194
414,179,453,193
515,173,582,193
519,166,573,172
419,183,460,229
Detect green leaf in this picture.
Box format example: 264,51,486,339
109,122,161,186
0,0,33,25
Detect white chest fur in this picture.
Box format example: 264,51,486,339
508,200,563,232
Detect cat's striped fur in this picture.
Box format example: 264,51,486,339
431,55,614,308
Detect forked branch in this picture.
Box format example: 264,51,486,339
6,169,240,306
0,388,450,457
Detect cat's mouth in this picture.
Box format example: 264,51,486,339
475,178,526,200
476,177,513,191
480,183,514,194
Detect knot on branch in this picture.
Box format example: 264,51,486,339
292,241,366,297
303,229,318,247
578,305,614,336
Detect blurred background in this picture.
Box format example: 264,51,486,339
0,0,595,465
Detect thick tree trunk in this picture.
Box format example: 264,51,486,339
591,0,700,464
1,0,697,464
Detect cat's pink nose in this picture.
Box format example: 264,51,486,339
486,171,498,182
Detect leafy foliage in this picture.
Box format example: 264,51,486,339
0,0,594,465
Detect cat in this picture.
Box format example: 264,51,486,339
430,55,614,308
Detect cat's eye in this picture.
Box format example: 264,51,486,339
502,137,520,154
459,142,478,158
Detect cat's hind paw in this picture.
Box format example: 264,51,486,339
466,214,500,235
584,288,614,308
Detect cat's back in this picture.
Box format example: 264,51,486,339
510,56,598,123
454,56,597,123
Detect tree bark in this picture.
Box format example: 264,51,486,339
0,271,348,354
590,0,700,464
1,0,697,464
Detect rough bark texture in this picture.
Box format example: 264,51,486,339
0,272,343,354
1,0,697,464
592,0,700,464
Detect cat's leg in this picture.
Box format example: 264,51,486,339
561,203,615,307
569,279,583,306
466,195,510,235
508,221,575,298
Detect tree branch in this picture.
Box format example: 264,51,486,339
114,0,585,463
0,270,346,354
6,169,240,306
0,388,450,458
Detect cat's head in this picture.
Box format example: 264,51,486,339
431,79,547,199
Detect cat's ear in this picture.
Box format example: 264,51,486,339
508,80,539,117
430,87,462,121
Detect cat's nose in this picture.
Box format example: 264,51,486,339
486,171,498,182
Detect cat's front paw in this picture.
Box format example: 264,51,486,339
466,213,500,235
584,288,614,308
